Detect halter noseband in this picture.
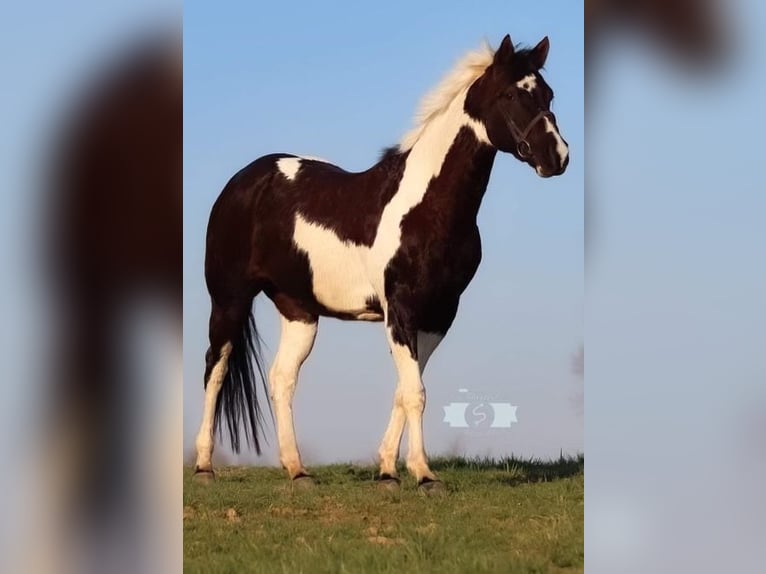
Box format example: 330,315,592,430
500,107,553,159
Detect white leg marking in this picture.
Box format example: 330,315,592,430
516,74,538,93
277,157,302,181
379,329,442,481
378,389,406,477
544,116,569,165
269,316,317,478
194,342,232,471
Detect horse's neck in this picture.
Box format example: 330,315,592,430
405,97,497,227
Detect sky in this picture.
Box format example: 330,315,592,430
183,0,585,465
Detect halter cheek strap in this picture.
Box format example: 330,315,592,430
500,108,553,158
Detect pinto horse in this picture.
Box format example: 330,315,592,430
193,34,569,492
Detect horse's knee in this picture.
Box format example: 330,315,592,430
401,387,425,412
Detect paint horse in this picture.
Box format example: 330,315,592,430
194,35,569,492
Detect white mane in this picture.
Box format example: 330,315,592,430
399,42,495,151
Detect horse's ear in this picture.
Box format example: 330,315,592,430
494,34,514,65
530,36,550,70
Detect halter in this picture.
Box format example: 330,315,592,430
500,107,553,159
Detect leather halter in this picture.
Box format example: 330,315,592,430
500,107,554,159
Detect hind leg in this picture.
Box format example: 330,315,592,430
269,313,318,480
193,344,231,476
193,301,240,477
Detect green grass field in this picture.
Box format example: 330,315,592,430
184,456,583,573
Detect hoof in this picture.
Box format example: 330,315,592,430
292,474,317,490
377,474,401,492
192,468,215,483
418,478,446,496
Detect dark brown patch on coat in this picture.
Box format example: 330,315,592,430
384,127,497,352
287,153,408,246
205,151,409,325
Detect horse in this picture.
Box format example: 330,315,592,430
193,34,570,492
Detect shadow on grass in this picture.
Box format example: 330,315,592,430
430,454,584,485
339,454,583,486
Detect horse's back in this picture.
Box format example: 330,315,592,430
222,153,294,197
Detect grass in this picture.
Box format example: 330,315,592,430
184,455,583,574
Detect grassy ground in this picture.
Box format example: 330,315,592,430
184,456,583,574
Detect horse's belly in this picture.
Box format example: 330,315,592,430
309,257,377,317
293,214,379,318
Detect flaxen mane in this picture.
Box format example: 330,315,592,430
399,42,495,151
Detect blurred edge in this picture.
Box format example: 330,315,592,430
45,31,182,574
586,2,764,574
1,0,758,573
2,3,181,573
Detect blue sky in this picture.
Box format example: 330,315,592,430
184,0,584,464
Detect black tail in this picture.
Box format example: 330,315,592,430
213,308,271,455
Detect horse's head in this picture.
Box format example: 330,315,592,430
467,35,569,178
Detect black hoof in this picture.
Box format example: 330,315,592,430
377,474,401,492
417,477,446,496
292,473,317,489
192,468,215,483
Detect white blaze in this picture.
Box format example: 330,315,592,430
544,116,569,165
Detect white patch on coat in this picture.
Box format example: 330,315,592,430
277,157,302,181
370,89,485,295
516,74,537,93
292,214,377,316
293,84,482,313
400,42,494,151
544,115,569,165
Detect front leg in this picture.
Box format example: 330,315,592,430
380,316,444,491
377,385,405,482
